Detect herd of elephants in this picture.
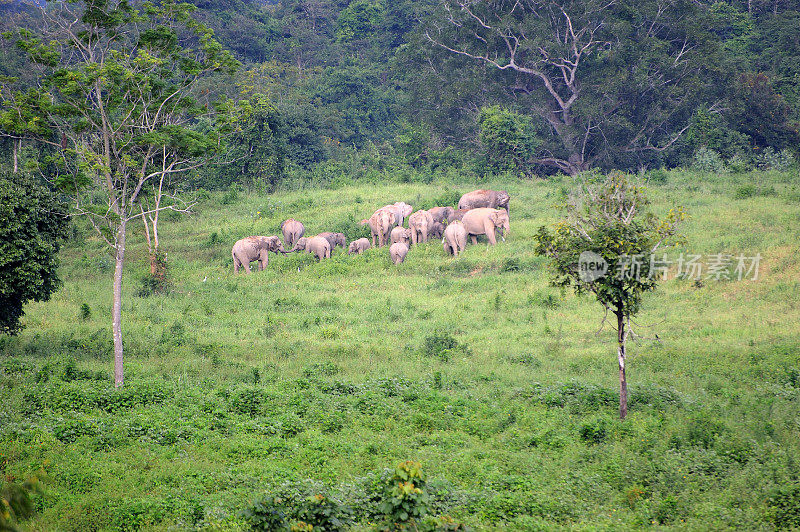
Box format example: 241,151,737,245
231,189,512,273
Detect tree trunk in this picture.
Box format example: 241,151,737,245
113,219,126,388
617,311,628,419
12,139,18,174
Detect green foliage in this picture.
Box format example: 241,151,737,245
535,172,685,319
755,147,796,172
693,147,725,174
766,483,800,530
0,171,68,335
420,332,470,362
477,106,538,177
0,475,41,531
242,483,354,531
376,461,430,529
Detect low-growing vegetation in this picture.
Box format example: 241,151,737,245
1,169,800,530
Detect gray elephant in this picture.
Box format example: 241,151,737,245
280,218,305,248
390,226,411,245
458,189,510,215
232,235,287,273
316,232,346,252
461,208,510,245
447,209,470,223
429,221,445,239
382,202,413,227
362,208,396,247
428,206,454,225
408,209,434,245
348,238,371,255
443,221,467,256
390,242,409,264
293,236,331,260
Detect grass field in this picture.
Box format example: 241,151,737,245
2,169,800,530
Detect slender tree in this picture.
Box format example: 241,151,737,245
535,172,684,418
0,0,239,386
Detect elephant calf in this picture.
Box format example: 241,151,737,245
390,226,411,245
443,221,467,256
348,238,370,255
316,232,346,252
409,210,434,246
232,236,287,274
429,221,445,239
447,209,470,224
294,236,331,260
390,242,409,264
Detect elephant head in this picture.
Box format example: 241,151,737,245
291,236,308,252
490,210,510,236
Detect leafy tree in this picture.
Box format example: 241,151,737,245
477,105,539,176
728,72,800,152
207,94,287,191
0,171,68,336
423,0,717,174
535,172,684,419
0,0,239,386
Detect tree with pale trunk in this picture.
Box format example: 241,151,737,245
534,172,685,419
0,0,240,387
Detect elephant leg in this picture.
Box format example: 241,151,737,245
485,221,497,245
471,235,478,245
239,255,252,274
233,252,240,274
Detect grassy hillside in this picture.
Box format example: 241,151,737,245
2,170,800,530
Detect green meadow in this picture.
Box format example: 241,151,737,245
2,169,800,530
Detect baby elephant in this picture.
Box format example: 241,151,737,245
348,238,371,255
429,221,445,239
443,221,467,256
293,236,331,260
390,242,409,264
316,232,346,252
390,226,411,245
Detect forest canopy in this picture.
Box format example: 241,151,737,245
0,0,798,181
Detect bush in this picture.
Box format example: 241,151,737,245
376,461,430,529
734,184,758,199
578,417,608,444
646,168,668,184
420,332,470,362
756,147,795,172
692,147,725,173
242,483,353,531
766,483,800,530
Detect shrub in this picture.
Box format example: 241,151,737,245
302,362,340,378
646,168,668,184
578,417,608,444
756,147,795,172
766,483,800,530
242,483,353,532
376,461,430,529
692,147,725,173
79,303,91,321
420,332,470,362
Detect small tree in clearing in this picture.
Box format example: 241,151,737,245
535,172,685,419
0,0,240,387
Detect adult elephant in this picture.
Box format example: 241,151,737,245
458,190,510,215
461,208,510,245
293,236,331,260
408,210,434,246
280,219,305,249
443,221,467,256
381,202,413,227
362,208,396,247
316,232,346,252
348,238,371,255
232,236,287,274
428,206,454,225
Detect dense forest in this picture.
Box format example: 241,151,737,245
0,0,798,185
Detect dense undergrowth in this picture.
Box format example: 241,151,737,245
1,169,800,530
